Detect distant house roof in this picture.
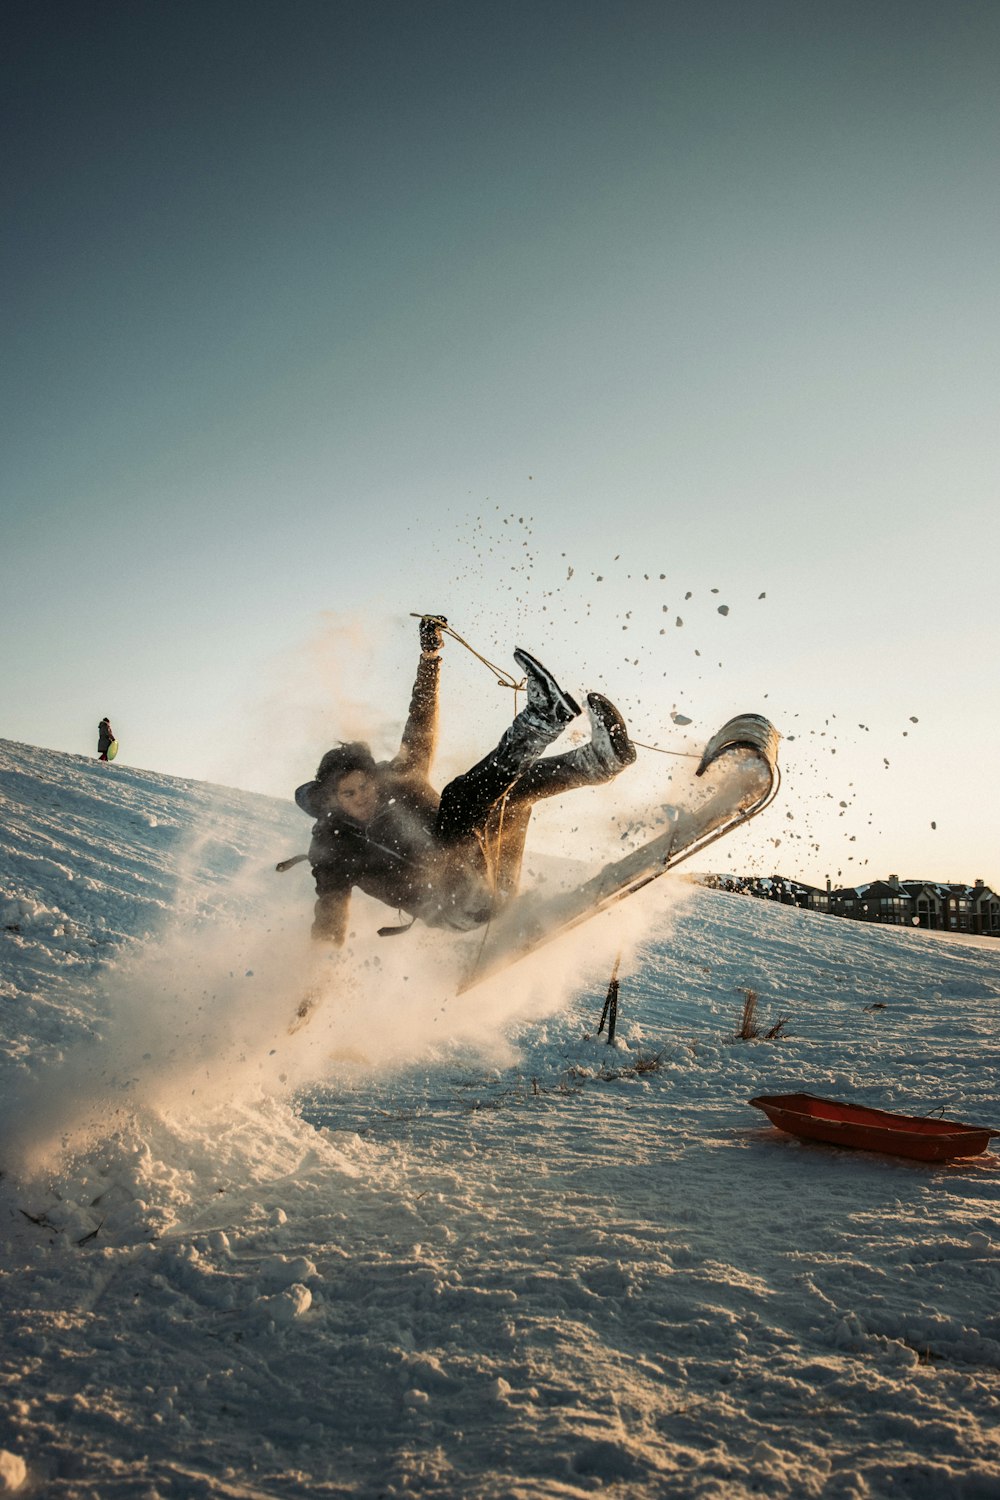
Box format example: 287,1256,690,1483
831,881,910,902
716,875,999,905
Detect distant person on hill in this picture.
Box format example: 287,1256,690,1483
97,718,116,762
292,613,636,944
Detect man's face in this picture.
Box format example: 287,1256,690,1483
330,770,378,824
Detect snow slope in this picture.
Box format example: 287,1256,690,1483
1,736,999,1499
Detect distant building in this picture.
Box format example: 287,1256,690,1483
829,875,912,926
897,877,1000,935
901,881,944,930
708,874,830,912
707,871,999,936
971,879,1000,935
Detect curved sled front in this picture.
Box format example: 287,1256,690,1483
696,713,780,778
458,712,780,992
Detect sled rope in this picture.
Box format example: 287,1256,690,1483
410,614,525,705
411,615,706,757
631,740,700,759
409,612,519,962
463,786,515,979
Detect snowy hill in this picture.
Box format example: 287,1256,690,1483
1,737,999,1498
1,738,303,1057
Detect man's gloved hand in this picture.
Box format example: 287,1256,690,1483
419,614,448,655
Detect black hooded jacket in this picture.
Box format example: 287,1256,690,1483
297,655,490,942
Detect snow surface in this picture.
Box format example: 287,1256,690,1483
1,735,999,1499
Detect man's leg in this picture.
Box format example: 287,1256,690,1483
435,719,564,844
482,694,637,897
481,755,591,899
435,648,580,844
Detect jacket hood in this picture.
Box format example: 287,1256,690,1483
295,781,324,818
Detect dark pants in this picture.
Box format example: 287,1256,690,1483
436,748,597,901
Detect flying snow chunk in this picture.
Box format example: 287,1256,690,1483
671,712,692,726
717,605,729,616
0,1451,27,1493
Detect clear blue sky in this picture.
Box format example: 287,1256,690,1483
3,0,998,887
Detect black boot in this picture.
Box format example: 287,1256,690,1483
560,693,637,782
513,648,581,730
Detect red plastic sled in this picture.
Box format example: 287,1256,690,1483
749,1092,997,1162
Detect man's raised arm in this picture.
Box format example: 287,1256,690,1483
393,614,447,778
